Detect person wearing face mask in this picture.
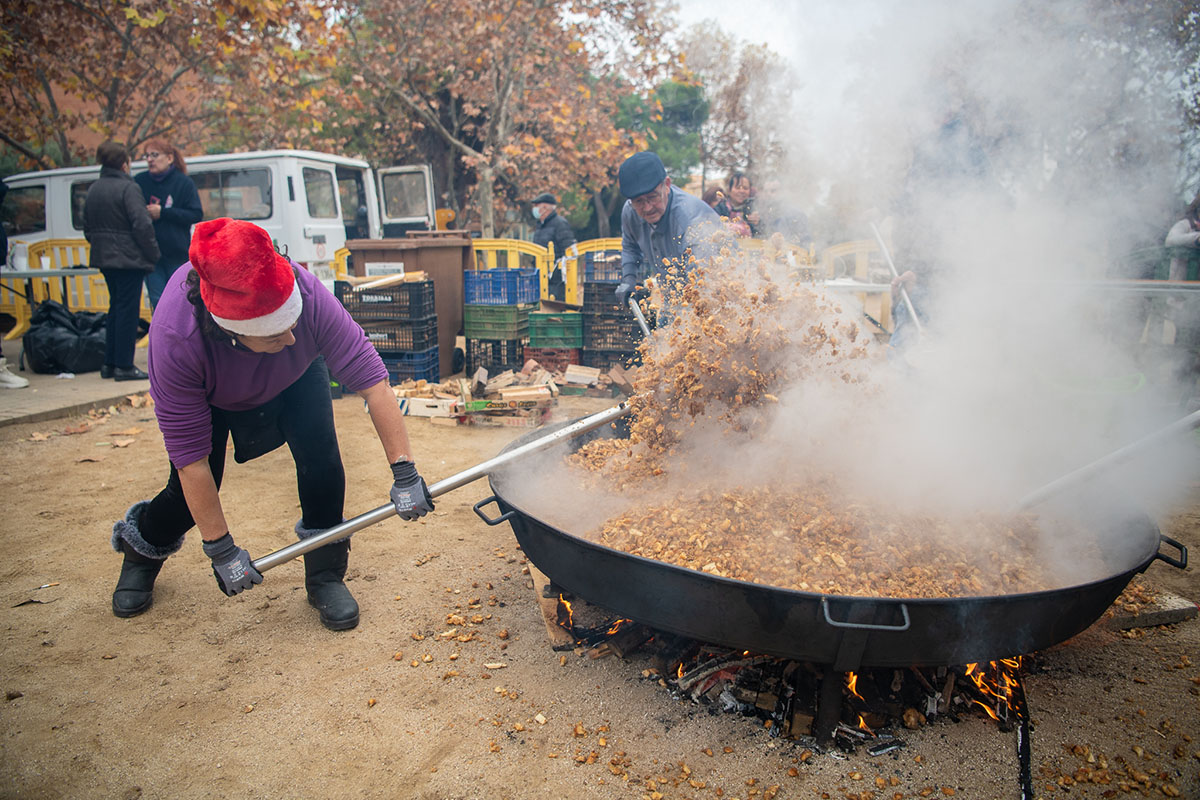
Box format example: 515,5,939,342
530,193,576,301
134,139,203,309
614,152,722,313
107,218,433,631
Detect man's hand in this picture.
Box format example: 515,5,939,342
615,282,634,307
390,460,434,521
202,533,263,596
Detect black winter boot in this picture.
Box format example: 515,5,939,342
112,541,164,617
110,500,183,618
303,540,359,630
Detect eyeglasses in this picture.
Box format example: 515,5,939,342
144,151,164,159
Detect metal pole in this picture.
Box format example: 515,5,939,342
252,401,631,572
869,222,923,336
628,296,652,337
1016,409,1200,510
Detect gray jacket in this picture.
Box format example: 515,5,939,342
1164,218,1200,282
84,166,159,272
620,185,722,285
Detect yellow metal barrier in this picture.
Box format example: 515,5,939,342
561,238,621,306
818,239,892,333
332,247,350,281
7,239,155,342
469,238,557,302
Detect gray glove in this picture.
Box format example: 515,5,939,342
390,459,434,521
615,282,634,307
202,533,263,596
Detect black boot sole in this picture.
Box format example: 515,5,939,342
308,597,359,630
112,592,154,618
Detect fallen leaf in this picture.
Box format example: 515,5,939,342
111,439,135,448
77,455,106,462
29,432,51,441
62,424,90,435
114,427,143,436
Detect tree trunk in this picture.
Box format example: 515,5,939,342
593,190,610,237
478,164,496,238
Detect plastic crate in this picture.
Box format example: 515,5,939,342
464,268,539,305
582,281,627,316
523,346,580,374
381,346,440,383
581,347,637,371
583,252,623,282
583,313,641,350
463,303,535,339
529,311,583,348
465,337,528,377
335,280,436,321
359,316,438,352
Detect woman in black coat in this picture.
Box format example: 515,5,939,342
135,138,203,308
84,141,160,381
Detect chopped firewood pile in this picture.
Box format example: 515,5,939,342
390,358,626,428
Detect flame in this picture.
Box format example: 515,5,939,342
856,714,875,735
677,662,686,679
846,671,863,700
556,595,574,631
606,618,633,635
963,657,1025,722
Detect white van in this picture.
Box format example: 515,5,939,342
1,149,436,282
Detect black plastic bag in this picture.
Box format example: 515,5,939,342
21,299,107,374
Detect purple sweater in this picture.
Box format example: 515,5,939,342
148,264,388,468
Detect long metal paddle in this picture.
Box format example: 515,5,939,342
628,296,652,337
252,401,631,572
1016,409,1200,510
869,222,923,336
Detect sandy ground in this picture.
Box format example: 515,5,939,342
1,393,1197,800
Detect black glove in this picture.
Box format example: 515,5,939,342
202,533,263,596
615,282,634,307
390,459,434,521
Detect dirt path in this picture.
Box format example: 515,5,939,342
1,396,1197,799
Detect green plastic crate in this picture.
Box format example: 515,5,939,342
529,311,583,348
463,303,535,339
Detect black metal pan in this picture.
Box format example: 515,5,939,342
475,421,1187,669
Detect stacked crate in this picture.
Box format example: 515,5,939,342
463,268,539,376
525,310,582,374
337,279,440,383
580,251,640,370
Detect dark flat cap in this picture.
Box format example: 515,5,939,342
618,151,667,198
531,192,556,205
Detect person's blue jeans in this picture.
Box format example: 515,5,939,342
144,258,185,308
99,268,145,369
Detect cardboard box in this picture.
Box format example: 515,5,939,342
399,397,461,417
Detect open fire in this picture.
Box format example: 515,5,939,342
552,592,1036,795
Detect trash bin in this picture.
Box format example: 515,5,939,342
346,235,472,379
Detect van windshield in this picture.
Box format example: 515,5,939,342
193,168,272,220
2,185,47,236
381,172,430,220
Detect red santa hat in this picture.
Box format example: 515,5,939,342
188,218,302,337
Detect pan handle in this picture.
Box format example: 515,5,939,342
1151,535,1188,570
820,597,911,632
473,496,517,527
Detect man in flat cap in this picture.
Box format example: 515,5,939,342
530,192,576,300
615,151,721,311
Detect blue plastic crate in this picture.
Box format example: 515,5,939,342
381,346,440,383
464,268,539,305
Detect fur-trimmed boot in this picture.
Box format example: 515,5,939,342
110,501,183,618
297,522,359,631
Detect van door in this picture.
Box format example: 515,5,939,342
293,161,345,272
1,179,50,267
376,165,435,237
336,165,378,241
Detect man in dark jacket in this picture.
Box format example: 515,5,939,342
530,192,575,300
615,152,722,312
84,141,160,381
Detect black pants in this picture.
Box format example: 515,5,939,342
99,268,145,369
141,358,346,548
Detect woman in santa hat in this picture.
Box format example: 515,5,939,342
108,218,433,630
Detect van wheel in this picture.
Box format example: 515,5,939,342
453,347,465,375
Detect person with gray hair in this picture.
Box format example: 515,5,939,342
614,151,721,311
